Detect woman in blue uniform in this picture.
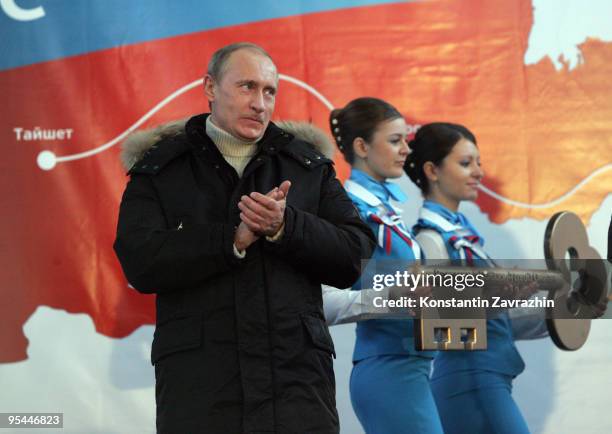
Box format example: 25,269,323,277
328,98,443,434
404,122,541,434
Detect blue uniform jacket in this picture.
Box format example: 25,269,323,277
414,200,525,378
346,169,435,361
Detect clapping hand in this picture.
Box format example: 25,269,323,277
234,181,291,250
238,180,291,236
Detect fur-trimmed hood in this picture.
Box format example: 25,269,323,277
120,118,189,171
274,120,335,161
120,118,335,171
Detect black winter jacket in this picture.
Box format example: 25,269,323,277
114,114,375,434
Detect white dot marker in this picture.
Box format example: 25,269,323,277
37,150,57,170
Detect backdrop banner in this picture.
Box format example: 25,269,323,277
1,1,610,433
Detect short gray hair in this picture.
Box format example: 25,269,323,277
207,42,274,81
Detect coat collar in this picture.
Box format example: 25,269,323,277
348,169,407,205
420,200,484,243
120,114,335,172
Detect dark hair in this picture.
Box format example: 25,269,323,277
329,97,403,164
405,122,477,194
207,42,274,81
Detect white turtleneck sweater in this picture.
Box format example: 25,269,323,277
206,116,258,177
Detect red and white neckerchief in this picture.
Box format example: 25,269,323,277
345,180,421,260
418,207,494,266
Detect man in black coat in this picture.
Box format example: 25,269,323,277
114,42,376,434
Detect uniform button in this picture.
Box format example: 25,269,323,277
257,158,263,162
269,146,276,152
315,155,321,160
153,165,159,170
201,146,207,151
141,164,148,168
214,164,220,169
304,158,311,165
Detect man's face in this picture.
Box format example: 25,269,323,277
205,49,278,141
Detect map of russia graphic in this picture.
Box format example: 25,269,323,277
1,0,611,362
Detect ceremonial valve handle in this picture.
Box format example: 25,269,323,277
415,211,610,351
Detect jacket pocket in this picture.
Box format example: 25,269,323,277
151,314,202,365
301,313,336,358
